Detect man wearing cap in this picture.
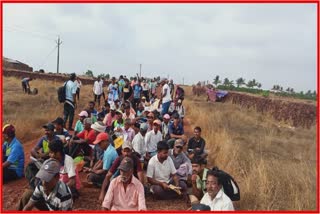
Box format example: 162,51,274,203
132,123,148,162
63,73,77,131
175,99,185,123
89,121,107,168
169,139,192,183
145,119,163,162
167,113,186,149
102,157,146,210
158,78,172,116
23,158,73,211
189,156,209,204
147,141,184,200
52,117,71,141
200,170,234,211
161,114,171,141
2,124,25,183
98,141,144,203
74,110,89,135
31,123,60,161
68,118,95,158
87,132,118,187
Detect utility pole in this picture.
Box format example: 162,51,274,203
56,36,62,73
183,77,184,85
139,64,142,78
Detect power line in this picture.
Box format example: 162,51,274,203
38,45,58,69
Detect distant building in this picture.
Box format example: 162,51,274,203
3,57,33,72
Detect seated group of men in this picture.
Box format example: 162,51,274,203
3,90,234,211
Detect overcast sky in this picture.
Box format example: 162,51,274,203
3,3,317,92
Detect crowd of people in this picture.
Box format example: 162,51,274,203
4,73,236,211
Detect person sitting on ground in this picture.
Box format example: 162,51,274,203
132,123,148,164
102,157,146,211
30,123,60,161
87,121,107,167
103,104,117,133
187,126,207,160
99,101,110,119
118,119,135,143
167,113,187,149
99,141,144,202
169,139,192,184
21,77,33,94
111,110,124,131
200,170,234,211
144,119,163,163
174,85,185,103
86,101,98,123
146,112,155,132
123,105,135,121
16,140,80,210
147,141,187,200
2,124,24,183
136,103,145,117
67,118,95,158
140,96,149,107
161,114,171,141
189,156,209,205
174,99,185,123
22,158,73,211
52,117,70,142
74,111,89,136
86,132,118,187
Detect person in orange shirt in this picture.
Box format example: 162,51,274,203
102,157,146,211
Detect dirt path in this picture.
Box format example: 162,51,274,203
2,115,195,211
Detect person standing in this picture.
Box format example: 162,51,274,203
64,73,77,131
107,77,119,104
158,78,172,116
93,77,103,107
74,76,82,102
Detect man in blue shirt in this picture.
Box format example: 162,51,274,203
86,132,118,187
63,73,77,131
132,81,142,111
167,113,187,149
2,124,25,183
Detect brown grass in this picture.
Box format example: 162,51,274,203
183,87,317,210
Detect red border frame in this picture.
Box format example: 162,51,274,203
0,1,319,214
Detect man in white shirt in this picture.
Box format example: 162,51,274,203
144,119,162,159
132,123,148,161
93,77,103,106
147,141,186,200
158,78,172,116
200,170,234,211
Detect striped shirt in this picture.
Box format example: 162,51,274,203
30,180,73,210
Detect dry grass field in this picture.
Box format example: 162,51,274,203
2,76,317,211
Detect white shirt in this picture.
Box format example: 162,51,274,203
162,83,172,103
60,154,76,178
147,155,176,183
93,80,103,95
200,189,235,211
145,129,162,153
132,132,146,160
74,79,82,89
